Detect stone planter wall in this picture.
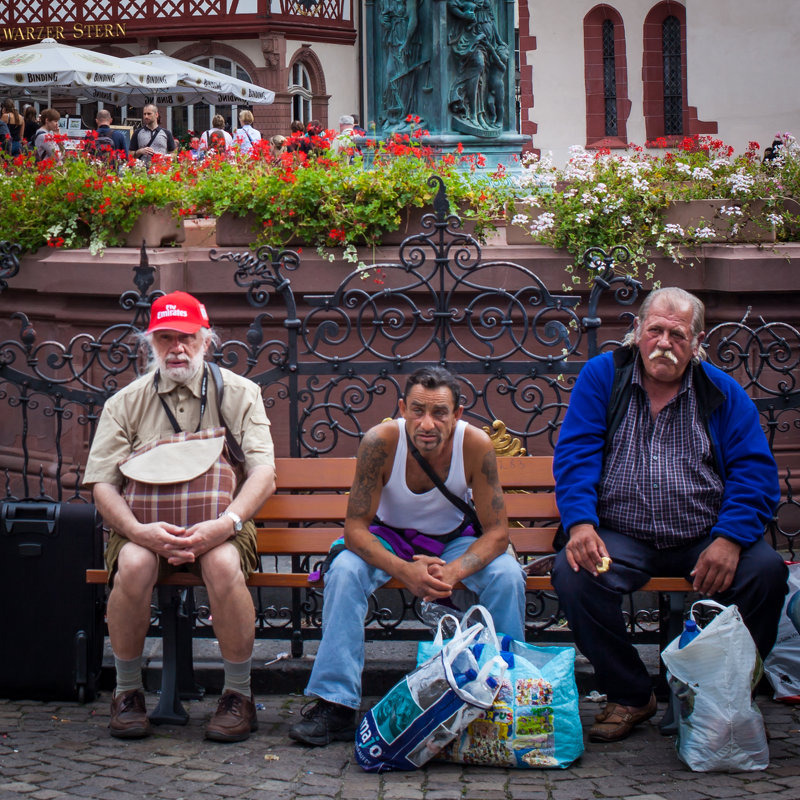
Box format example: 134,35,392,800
124,205,185,248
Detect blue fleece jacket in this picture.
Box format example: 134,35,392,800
553,349,779,547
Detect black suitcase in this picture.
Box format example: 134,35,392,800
0,501,104,701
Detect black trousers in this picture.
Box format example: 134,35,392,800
551,529,788,707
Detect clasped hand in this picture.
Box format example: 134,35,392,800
404,554,458,601
136,516,232,566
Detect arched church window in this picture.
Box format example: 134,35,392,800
662,15,682,135
289,62,313,125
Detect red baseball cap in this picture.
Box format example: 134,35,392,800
147,291,211,334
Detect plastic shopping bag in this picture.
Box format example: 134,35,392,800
417,606,584,768
661,600,769,772
764,562,800,702
354,618,506,772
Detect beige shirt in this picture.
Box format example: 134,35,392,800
83,364,274,487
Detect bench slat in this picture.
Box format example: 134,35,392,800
256,492,558,521
86,567,690,593
272,456,556,491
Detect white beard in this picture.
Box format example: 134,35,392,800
155,348,205,384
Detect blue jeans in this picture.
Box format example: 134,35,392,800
305,536,527,709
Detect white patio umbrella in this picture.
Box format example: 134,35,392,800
116,51,275,107
0,39,179,106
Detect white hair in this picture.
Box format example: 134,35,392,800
138,327,219,373
338,114,354,126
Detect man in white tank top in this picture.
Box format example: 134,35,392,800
288,366,526,746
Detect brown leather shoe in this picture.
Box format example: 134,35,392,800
588,693,657,743
205,691,258,742
109,689,151,739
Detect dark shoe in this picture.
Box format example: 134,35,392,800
524,554,556,576
205,691,258,742
109,689,151,739
588,693,657,743
288,699,357,746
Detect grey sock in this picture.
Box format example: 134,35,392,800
222,657,252,697
114,655,143,695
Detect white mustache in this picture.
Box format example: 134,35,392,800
649,348,679,365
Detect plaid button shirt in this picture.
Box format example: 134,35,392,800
597,359,725,548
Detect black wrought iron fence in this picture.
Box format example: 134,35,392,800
1,176,799,646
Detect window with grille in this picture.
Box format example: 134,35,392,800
662,15,682,136
602,19,618,137
289,62,313,125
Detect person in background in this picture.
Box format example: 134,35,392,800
85,109,129,160
351,113,367,135
233,110,261,154
199,114,233,155
132,104,176,162
0,115,9,155
298,119,326,156
22,105,38,148
33,109,63,163
269,134,287,163
188,136,204,161
329,114,358,157
1,99,23,156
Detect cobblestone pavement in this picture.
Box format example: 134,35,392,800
1,692,799,800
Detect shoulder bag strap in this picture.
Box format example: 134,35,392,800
405,428,480,530
153,366,210,434
208,362,246,466
145,126,161,149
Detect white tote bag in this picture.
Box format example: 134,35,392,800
764,562,800,701
661,600,769,772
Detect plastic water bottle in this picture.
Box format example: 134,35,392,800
679,618,700,648
455,668,478,688
787,590,800,634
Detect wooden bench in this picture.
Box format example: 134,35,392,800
86,453,692,723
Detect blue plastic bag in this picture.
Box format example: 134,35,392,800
417,607,584,768
355,621,506,772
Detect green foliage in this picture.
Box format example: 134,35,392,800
511,134,800,285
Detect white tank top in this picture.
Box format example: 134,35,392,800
375,418,469,536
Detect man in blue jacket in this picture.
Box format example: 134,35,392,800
552,287,787,743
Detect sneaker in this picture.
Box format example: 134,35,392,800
288,698,357,746
205,691,258,742
109,688,151,739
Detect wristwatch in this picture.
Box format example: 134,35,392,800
219,509,243,532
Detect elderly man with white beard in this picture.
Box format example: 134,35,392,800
84,291,275,742
551,287,787,743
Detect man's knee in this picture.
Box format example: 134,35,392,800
731,540,788,602
485,553,525,593
200,543,246,593
114,543,158,595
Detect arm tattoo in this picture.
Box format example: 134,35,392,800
461,552,486,573
346,435,388,518
481,450,505,517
